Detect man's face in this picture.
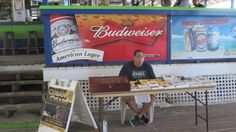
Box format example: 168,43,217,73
133,51,145,67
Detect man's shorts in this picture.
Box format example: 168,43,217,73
122,94,155,104
122,96,135,104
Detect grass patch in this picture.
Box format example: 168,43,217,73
0,121,39,129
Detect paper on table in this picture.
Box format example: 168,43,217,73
148,80,160,87
161,74,186,87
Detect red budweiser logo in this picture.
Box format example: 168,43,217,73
89,20,165,47
91,26,163,38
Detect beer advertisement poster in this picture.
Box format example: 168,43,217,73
38,79,76,132
171,16,236,60
49,14,167,64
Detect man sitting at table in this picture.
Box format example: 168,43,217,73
119,49,156,127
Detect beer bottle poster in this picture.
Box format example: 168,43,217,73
38,79,76,132
171,16,236,60
49,14,167,65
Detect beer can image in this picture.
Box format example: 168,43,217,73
50,15,82,54
194,25,208,52
231,24,236,39
184,26,195,52
184,26,192,52
207,26,220,51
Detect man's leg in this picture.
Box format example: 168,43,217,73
137,95,155,118
125,96,140,114
126,95,155,127
125,96,141,127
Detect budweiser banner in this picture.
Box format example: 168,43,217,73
171,16,236,60
49,14,167,64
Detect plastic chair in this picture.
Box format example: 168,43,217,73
120,97,155,125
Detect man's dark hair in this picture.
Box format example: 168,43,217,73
134,49,144,57
173,0,181,7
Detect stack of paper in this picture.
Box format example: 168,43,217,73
183,78,202,87
130,79,151,91
161,74,188,88
148,80,160,87
154,78,169,87
137,80,150,89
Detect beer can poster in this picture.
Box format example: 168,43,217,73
171,16,236,60
49,14,167,64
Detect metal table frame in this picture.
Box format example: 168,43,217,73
187,90,209,132
92,85,215,132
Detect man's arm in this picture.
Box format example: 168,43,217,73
148,65,156,79
119,64,127,76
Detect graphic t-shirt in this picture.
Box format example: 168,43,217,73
119,61,156,81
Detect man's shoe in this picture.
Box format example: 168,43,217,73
141,115,150,124
130,115,141,127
